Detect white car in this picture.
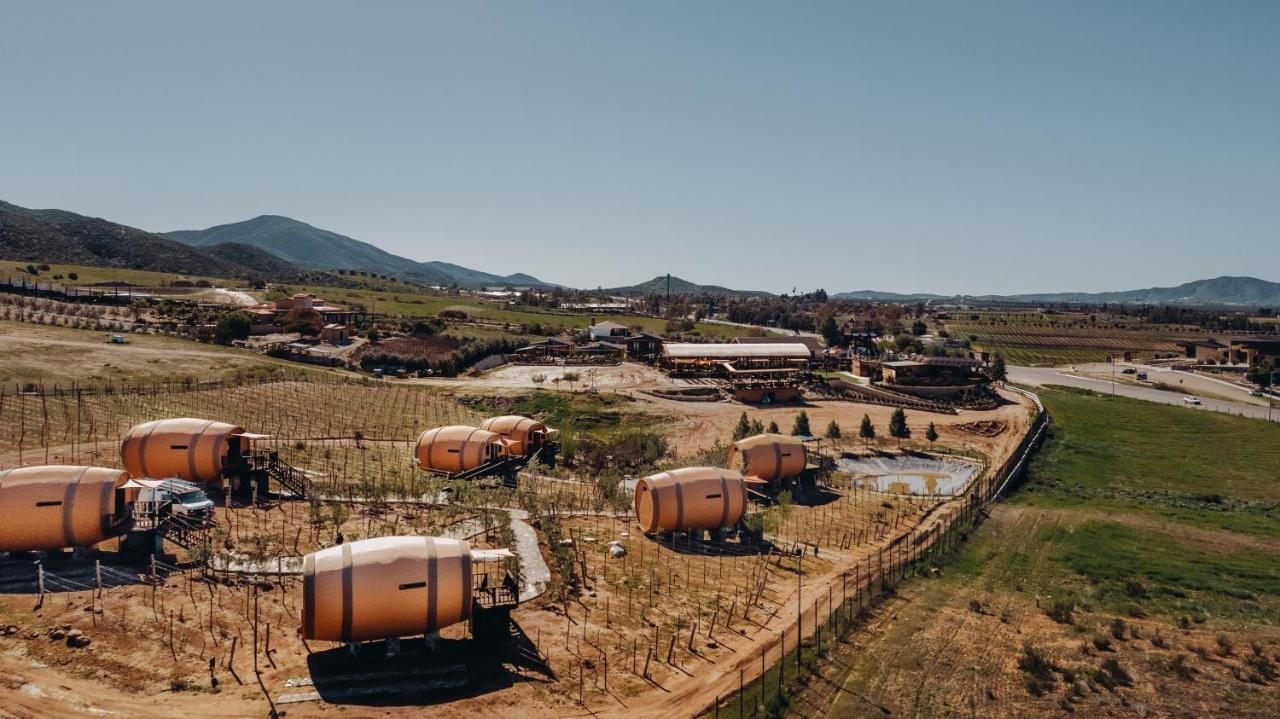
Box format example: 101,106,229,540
1182,396,1202,406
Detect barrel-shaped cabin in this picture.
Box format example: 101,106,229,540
477,415,553,456
728,434,807,484
413,426,507,474
634,467,750,534
303,536,473,642
0,466,132,552
121,418,246,485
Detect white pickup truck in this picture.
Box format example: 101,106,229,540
137,479,214,519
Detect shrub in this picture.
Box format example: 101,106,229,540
1099,658,1133,688
1046,597,1077,625
1018,643,1058,696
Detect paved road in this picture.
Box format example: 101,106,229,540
1009,365,1278,424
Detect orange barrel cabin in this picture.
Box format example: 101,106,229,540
728,434,807,483
634,467,750,534
477,415,553,456
303,536,473,642
121,418,246,485
0,466,132,552
413,426,506,474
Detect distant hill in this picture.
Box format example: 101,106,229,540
995,276,1280,306
0,200,284,281
166,215,553,288
604,275,774,299
835,277,1280,307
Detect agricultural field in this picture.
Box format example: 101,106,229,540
0,320,308,387
0,357,1044,717
794,386,1280,718
269,280,741,338
943,311,1203,366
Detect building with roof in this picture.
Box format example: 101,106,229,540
1178,339,1230,363
320,324,350,344
731,335,824,355
660,342,812,371
624,332,664,361
1230,338,1280,366
588,320,631,341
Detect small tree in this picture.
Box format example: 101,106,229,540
733,412,752,441
858,414,875,447
991,352,1007,381
214,312,251,345
791,411,811,437
888,408,911,446
562,371,580,391
749,418,764,435
825,419,841,440
820,315,841,347
926,422,939,449
767,419,780,434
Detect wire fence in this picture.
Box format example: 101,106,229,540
704,386,1050,718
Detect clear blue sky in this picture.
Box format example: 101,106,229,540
2,1,1276,294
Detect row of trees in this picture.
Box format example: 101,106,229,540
731,408,940,448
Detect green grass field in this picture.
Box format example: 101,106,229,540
1013,386,1280,537
948,386,1280,624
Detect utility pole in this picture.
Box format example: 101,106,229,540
1269,370,1276,423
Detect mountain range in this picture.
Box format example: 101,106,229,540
3,198,1275,306
165,215,551,288
0,200,291,281
833,276,1280,307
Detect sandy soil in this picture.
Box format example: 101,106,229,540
0,362,1039,719
0,321,284,385
410,362,675,392
413,362,1034,466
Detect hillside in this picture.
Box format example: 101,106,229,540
836,276,1280,307
999,276,1280,306
604,275,774,298
166,215,553,288
0,200,282,280
201,242,299,278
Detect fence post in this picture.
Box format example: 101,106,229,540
36,562,45,608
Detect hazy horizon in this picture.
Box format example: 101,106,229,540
2,1,1277,294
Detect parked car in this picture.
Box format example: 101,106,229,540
1182,396,1202,406
1121,368,1137,375
1251,389,1265,397
137,479,214,519
1136,371,1148,380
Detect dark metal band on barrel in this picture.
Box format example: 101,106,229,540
718,475,730,527
303,554,316,638
63,466,91,547
674,480,685,530
340,543,354,642
425,538,439,633
137,421,160,479
191,419,215,482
